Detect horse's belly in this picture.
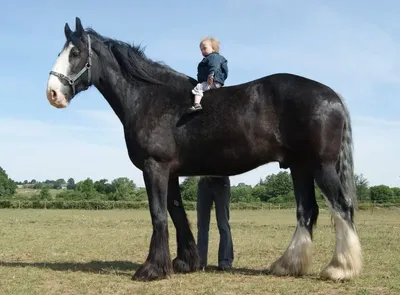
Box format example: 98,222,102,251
175,142,283,177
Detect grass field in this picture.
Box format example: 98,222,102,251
0,208,399,295
14,188,60,198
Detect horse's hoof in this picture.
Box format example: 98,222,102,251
173,257,200,273
132,262,172,281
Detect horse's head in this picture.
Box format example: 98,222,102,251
46,17,93,108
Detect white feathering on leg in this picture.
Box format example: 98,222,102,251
269,223,313,276
320,212,362,281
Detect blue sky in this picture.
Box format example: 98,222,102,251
0,0,399,188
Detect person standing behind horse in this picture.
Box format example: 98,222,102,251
188,37,228,113
196,176,234,271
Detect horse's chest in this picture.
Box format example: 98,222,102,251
124,125,176,162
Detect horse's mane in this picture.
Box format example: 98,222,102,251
85,28,197,87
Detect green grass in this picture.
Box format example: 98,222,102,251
15,188,60,198
0,208,399,294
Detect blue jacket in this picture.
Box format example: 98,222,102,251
197,52,228,85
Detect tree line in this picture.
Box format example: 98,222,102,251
1,166,400,206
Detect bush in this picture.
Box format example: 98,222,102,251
370,185,394,203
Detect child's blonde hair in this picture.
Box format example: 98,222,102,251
200,37,220,53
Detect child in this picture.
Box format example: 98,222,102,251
187,37,228,113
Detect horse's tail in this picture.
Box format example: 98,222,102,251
335,92,357,210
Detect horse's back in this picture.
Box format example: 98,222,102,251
172,73,346,174
200,72,342,127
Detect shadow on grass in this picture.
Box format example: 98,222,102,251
0,260,140,277
202,265,269,276
1,260,299,279
202,265,320,280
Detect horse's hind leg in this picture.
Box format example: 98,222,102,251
269,164,317,276
314,163,362,281
167,177,201,273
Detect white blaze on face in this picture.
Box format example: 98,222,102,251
46,42,74,108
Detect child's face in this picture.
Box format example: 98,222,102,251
200,40,214,56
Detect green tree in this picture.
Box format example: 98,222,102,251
355,174,370,201
94,179,114,195
251,184,268,202
67,178,76,190
391,187,400,197
109,177,136,201
33,182,44,189
370,185,393,203
76,178,95,198
0,166,17,198
261,171,293,202
43,179,55,187
39,186,52,200
180,177,199,201
135,187,148,201
231,184,253,203
53,178,66,189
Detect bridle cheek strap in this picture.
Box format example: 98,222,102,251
49,34,93,96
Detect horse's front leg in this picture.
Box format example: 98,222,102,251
132,158,173,281
167,177,201,273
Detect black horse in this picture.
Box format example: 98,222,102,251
46,17,362,282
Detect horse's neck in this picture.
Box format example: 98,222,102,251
94,65,138,125
92,44,196,124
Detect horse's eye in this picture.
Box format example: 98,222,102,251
71,48,80,57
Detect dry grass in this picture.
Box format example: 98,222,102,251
0,208,399,295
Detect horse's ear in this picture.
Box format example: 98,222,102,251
64,23,72,39
75,17,84,37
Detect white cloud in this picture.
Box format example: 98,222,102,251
0,112,140,185
221,5,399,92
1,111,399,188
352,116,400,187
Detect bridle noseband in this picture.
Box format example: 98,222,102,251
49,34,93,96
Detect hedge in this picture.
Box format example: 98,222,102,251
0,199,398,210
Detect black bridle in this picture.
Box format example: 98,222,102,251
49,34,93,96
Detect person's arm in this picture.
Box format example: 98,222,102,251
206,55,220,84
222,59,228,80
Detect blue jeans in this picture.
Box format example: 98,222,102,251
196,176,234,268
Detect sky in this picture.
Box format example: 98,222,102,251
0,0,399,188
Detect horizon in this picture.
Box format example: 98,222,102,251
1,1,399,188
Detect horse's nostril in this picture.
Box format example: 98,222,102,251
51,90,57,100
